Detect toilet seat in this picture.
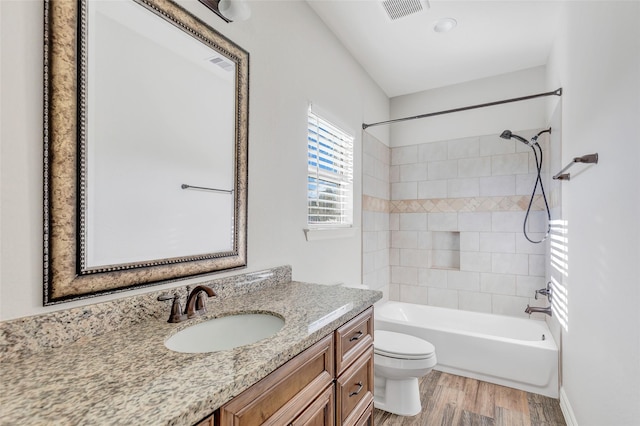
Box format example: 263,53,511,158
374,330,435,360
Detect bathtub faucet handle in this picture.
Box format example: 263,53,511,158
534,282,552,302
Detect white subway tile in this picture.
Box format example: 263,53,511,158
389,283,400,300
428,160,458,180
375,159,388,183
363,153,376,177
392,230,418,248
418,180,448,199
417,231,433,249
389,165,400,183
428,287,459,309
390,213,399,231
391,145,418,165
460,251,492,272
447,270,480,291
515,173,537,195
362,253,375,274
459,212,492,232
375,250,390,270
492,211,525,232
516,275,546,298
458,291,492,313
389,248,400,266
479,175,516,196
491,294,530,317
491,153,530,176
515,232,546,254
448,178,480,198
400,163,428,182
526,211,548,233
460,232,480,251
419,268,448,288
400,213,428,231
492,253,529,275
419,140,448,162
480,273,516,295
375,212,389,232
479,232,516,253
362,232,378,253
479,134,515,156
400,285,429,304
391,182,417,200
400,248,429,267
428,212,458,231
377,232,389,250
432,231,460,250
448,137,480,159
391,266,418,285
432,250,460,269
528,254,546,277
458,157,491,177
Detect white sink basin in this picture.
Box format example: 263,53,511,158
165,313,285,353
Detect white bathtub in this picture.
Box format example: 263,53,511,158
375,301,559,398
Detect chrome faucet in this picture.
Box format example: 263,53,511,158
158,285,216,323
525,305,552,316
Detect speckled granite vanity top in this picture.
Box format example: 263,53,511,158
0,267,381,425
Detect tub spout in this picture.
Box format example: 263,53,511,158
525,305,552,316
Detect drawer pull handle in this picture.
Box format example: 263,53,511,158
349,381,364,397
349,331,363,342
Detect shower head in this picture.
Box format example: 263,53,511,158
500,130,530,146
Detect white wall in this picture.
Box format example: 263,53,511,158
0,0,389,320
390,66,549,147
546,2,640,424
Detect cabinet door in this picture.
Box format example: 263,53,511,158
352,402,373,426
336,346,374,426
218,334,334,426
290,384,335,426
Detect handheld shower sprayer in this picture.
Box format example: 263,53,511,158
499,128,552,244
500,130,531,146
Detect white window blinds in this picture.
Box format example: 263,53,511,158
307,109,354,227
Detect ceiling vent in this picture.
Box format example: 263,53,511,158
381,0,429,21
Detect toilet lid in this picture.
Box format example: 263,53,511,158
374,330,435,360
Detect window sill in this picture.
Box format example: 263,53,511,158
303,227,357,242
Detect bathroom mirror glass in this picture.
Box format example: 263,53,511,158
44,0,249,304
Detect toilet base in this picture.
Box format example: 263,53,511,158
373,375,422,417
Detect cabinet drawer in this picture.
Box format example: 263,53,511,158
336,346,374,426
335,308,373,375
218,334,334,426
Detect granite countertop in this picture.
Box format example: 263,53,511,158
0,281,381,425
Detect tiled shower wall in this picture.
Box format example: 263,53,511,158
389,130,549,317
362,132,391,297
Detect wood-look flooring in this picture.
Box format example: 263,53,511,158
373,371,566,426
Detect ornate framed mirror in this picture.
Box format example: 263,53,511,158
44,0,249,304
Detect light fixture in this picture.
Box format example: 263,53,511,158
433,17,457,33
198,0,251,23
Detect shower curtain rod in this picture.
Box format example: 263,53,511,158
362,88,563,130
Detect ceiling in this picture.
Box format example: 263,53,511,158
307,0,562,98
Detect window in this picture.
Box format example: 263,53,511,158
307,108,354,227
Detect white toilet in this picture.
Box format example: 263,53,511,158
373,330,437,416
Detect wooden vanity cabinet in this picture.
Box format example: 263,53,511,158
208,307,374,426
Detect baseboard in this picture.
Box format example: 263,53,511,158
560,386,578,426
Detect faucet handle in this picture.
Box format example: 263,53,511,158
158,293,187,323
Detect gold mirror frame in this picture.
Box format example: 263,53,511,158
44,0,249,305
